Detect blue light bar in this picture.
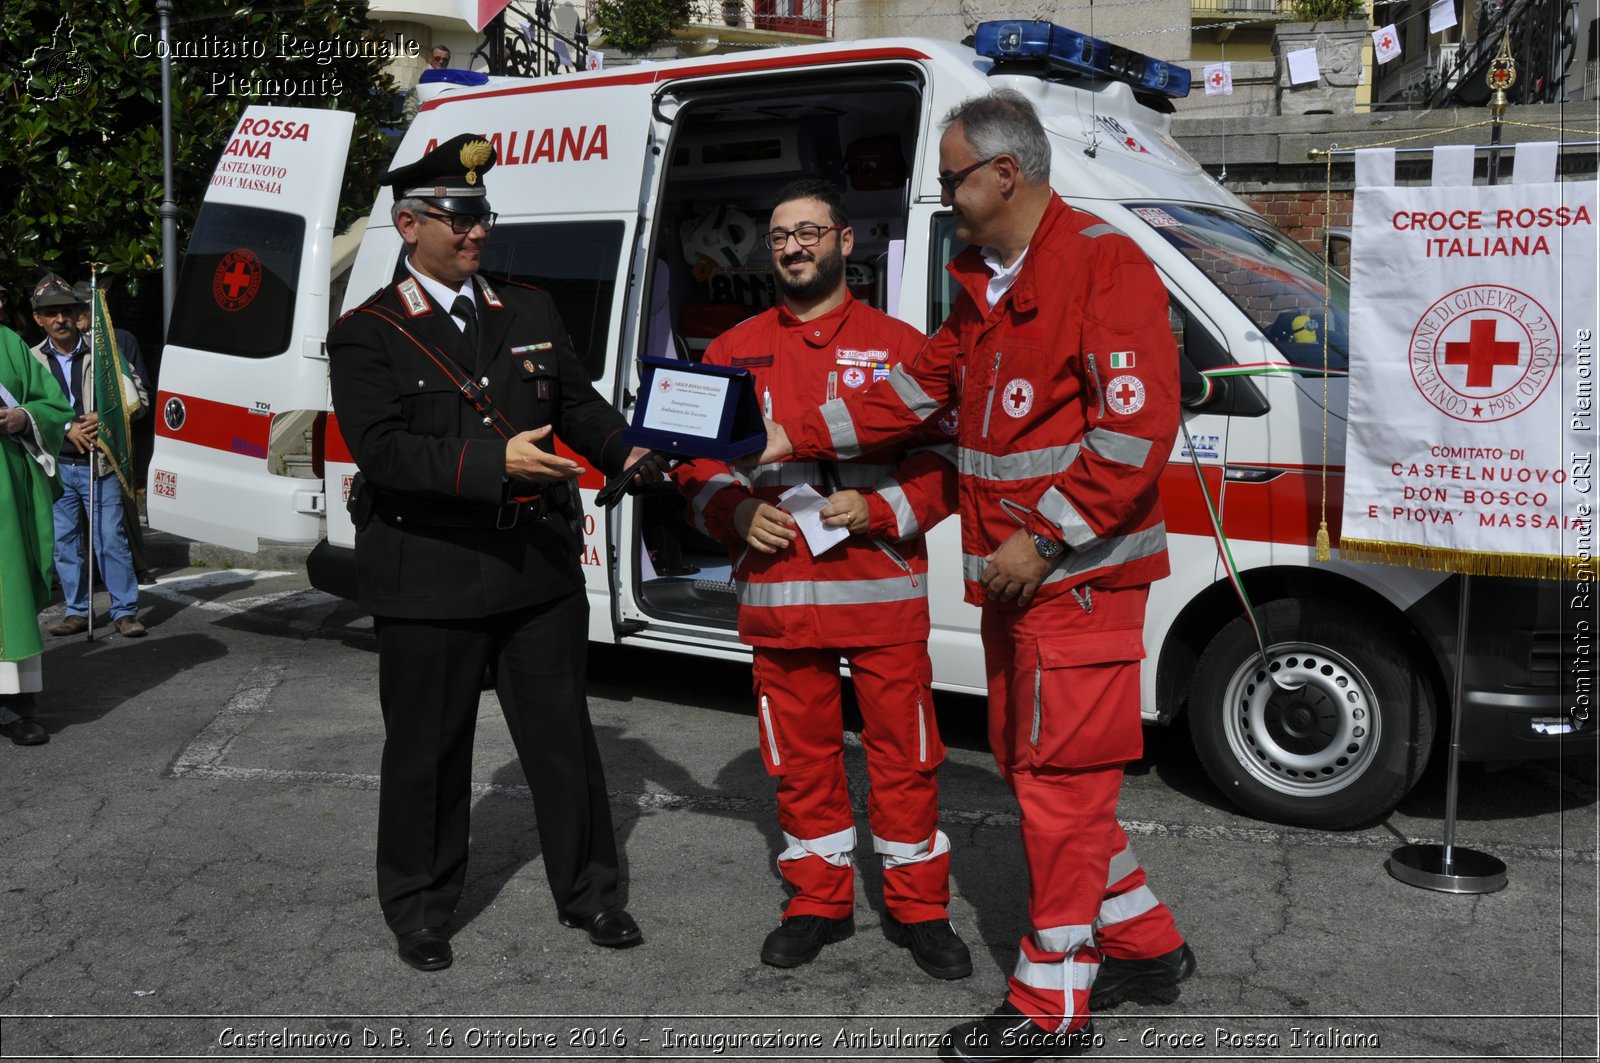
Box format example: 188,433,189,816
974,20,1192,99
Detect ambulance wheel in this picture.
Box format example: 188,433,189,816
1189,598,1435,829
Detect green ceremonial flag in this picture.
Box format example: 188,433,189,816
89,287,137,497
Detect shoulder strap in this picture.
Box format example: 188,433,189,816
357,303,520,441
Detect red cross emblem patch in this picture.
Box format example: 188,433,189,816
212,248,262,312
1106,374,1146,416
1001,378,1034,418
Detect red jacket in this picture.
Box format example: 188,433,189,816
790,197,1178,606
672,295,956,648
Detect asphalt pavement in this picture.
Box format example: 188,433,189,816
1,535,1595,1061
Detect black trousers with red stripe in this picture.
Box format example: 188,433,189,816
372,591,620,934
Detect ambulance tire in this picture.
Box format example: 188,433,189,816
1189,598,1435,830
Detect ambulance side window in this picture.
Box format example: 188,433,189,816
168,204,304,358
478,220,626,381
927,213,965,333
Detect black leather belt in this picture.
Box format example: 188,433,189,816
373,487,563,530
57,454,90,466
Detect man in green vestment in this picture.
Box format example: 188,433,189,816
0,323,72,745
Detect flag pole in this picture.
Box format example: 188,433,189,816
85,265,100,643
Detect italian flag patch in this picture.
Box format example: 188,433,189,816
1109,351,1136,370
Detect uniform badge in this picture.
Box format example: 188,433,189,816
1109,351,1136,370
521,358,536,374
510,342,553,354
1001,378,1034,418
938,408,960,436
476,275,503,309
842,366,866,389
1106,374,1147,416
397,278,430,318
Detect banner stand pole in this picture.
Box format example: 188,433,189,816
1386,573,1507,893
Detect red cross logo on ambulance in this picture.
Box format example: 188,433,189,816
212,248,262,312
1107,374,1146,415
1407,284,1557,423
1001,378,1034,418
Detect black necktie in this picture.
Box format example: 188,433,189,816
451,293,479,364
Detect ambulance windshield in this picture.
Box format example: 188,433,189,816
1129,203,1349,371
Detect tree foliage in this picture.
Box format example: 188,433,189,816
0,1,398,302
590,0,693,54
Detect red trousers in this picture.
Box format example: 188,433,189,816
983,587,1186,1032
752,642,950,923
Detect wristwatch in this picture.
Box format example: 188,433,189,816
1032,533,1065,561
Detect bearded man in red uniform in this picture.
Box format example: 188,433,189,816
758,95,1196,1061
673,179,970,980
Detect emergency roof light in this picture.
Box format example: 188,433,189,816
975,20,1192,99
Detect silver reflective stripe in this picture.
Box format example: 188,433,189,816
960,444,1079,482
836,463,894,489
737,575,928,608
1098,884,1160,927
878,480,919,538
887,363,942,420
760,695,781,766
917,697,927,762
747,461,893,489
690,473,741,536
1079,222,1123,239
779,825,856,866
1084,426,1153,468
873,829,951,869
820,397,861,460
1034,923,1094,954
1106,846,1140,887
962,523,1167,587
1038,485,1098,548
1031,659,1043,746
1013,954,1098,994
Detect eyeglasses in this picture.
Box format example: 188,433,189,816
937,156,999,194
420,210,496,235
429,54,448,66
763,224,843,250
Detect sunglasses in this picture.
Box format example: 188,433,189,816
937,156,999,194
419,210,496,235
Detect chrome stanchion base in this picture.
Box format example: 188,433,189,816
1386,843,1508,894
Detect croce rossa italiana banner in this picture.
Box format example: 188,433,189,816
1342,145,1597,577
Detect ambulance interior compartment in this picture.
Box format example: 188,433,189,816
632,76,923,633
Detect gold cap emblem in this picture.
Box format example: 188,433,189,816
460,139,493,185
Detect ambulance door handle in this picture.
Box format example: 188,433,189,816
623,389,635,408
294,490,326,515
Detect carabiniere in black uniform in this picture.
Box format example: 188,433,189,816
327,134,641,971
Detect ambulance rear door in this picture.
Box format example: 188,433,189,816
149,106,354,551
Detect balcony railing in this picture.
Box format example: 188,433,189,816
1191,0,1293,20
691,0,833,37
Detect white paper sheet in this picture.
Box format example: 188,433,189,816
778,484,851,556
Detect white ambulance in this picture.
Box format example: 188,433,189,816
149,21,1574,830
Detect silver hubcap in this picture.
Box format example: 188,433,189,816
1221,641,1380,798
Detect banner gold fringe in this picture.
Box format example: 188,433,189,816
1337,537,1591,580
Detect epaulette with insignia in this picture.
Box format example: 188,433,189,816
336,287,385,324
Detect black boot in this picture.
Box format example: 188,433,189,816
759,913,854,968
940,1004,1097,1061
1088,942,1197,1010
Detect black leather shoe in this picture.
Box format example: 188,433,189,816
883,913,973,979
1088,942,1196,1010
559,909,642,948
759,913,854,968
395,929,452,971
0,717,48,746
939,1005,1096,1061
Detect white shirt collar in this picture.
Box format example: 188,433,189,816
405,260,476,330
980,245,1028,311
